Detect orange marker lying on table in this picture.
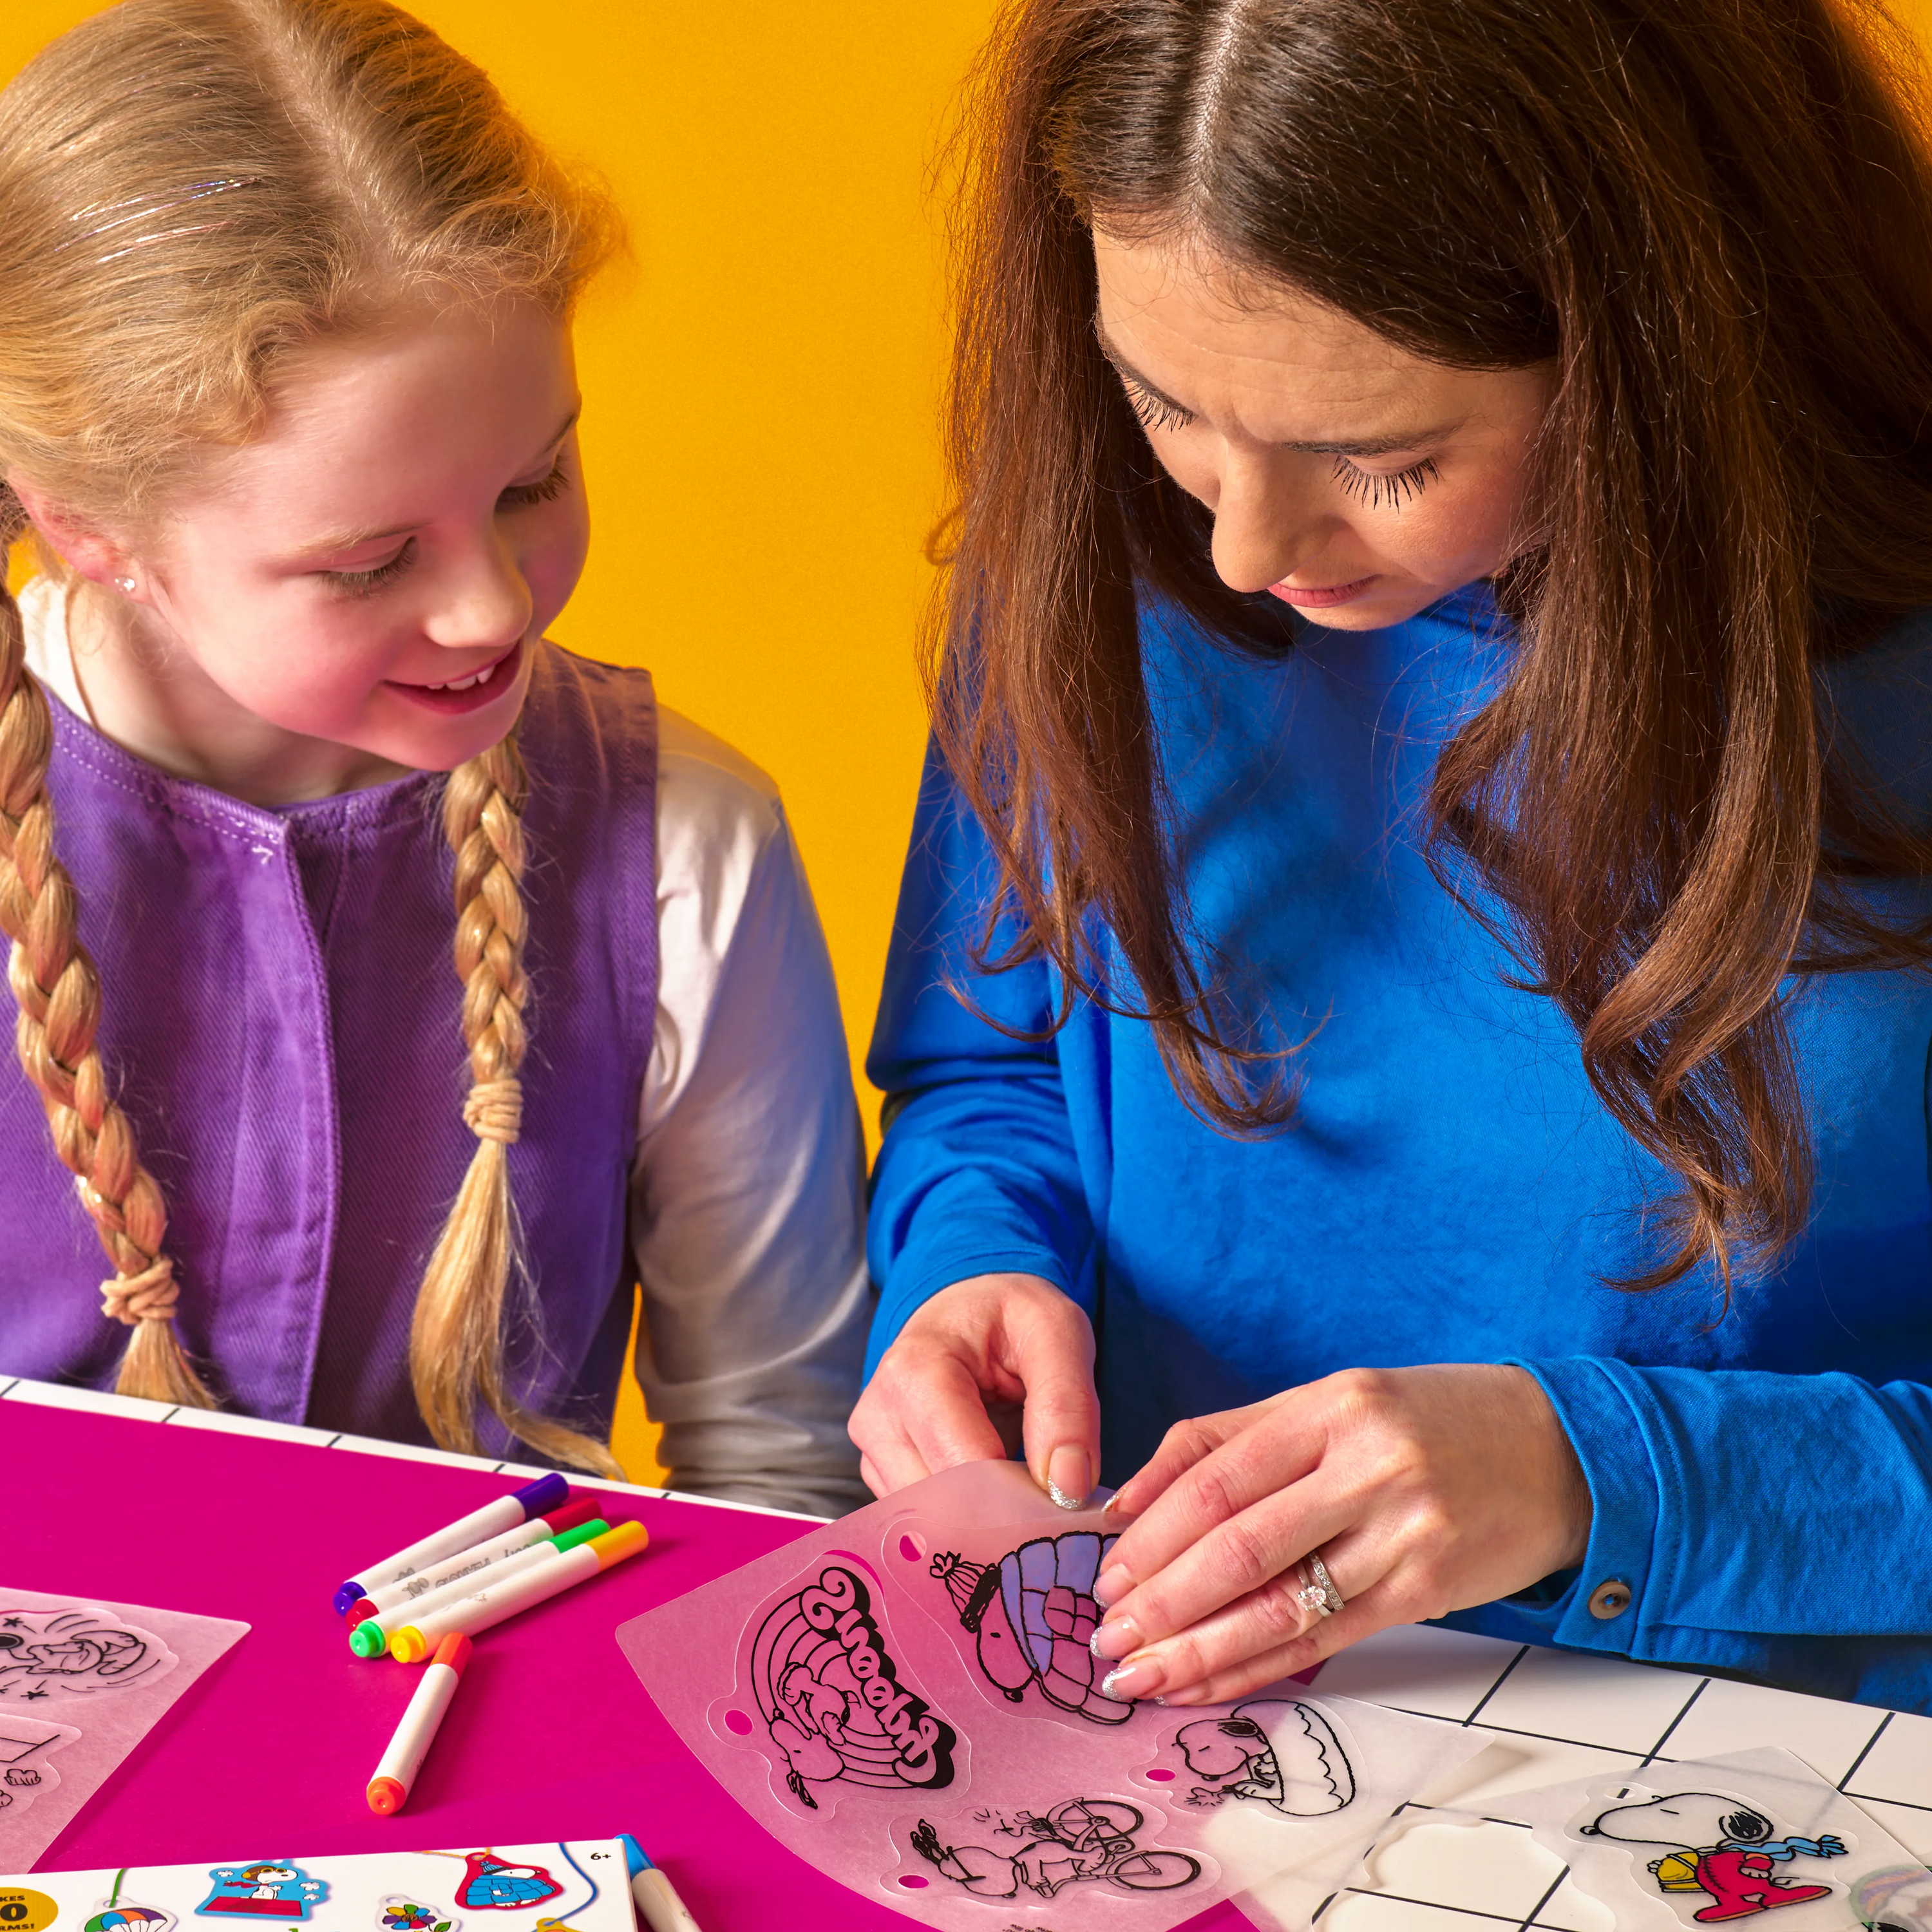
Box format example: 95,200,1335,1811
367,1631,470,1814
388,1520,649,1661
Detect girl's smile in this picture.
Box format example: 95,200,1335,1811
385,637,526,713
17,298,585,806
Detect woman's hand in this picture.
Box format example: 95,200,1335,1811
1087,1364,1592,1705
849,1273,1101,1506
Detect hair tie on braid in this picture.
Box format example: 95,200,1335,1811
99,1255,178,1325
462,1076,522,1144
409,731,620,1478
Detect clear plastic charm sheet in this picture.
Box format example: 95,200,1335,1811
617,1461,1486,1930
1499,1745,1932,1932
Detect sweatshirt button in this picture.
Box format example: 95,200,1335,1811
1588,1578,1633,1620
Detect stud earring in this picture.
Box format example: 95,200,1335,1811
115,577,136,594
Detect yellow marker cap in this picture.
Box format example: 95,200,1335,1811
589,1520,650,1568
388,1624,429,1664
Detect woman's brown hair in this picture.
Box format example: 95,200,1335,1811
936,0,1932,1293
0,0,621,1469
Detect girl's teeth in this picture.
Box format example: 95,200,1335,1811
424,664,494,694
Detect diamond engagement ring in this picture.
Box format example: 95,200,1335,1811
1294,1553,1345,1619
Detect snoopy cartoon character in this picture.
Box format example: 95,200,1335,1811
1173,1700,1357,1816
1584,1792,1847,1922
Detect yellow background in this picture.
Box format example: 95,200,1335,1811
8,1,1932,1486
1,0,994,1484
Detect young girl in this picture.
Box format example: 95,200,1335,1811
855,0,1932,1702
0,0,869,1515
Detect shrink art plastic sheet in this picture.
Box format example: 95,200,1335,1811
617,1461,1487,1930
0,1840,636,1932
1502,1746,1932,1932
0,1587,248,1870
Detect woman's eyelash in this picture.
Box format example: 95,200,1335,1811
1332,455,1439,509
326,538,417,597
500,457,570,507
1121,378,1191,435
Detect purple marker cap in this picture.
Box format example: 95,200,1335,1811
512,1472,569,1517
332,1580,366,1616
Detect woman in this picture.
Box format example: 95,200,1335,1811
853,0,1932,1707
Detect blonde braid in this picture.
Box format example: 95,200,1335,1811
408,729,621,1477
0,501,214,1408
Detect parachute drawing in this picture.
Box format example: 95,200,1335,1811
929,1530,1131,1725
1174,1699,1358,1815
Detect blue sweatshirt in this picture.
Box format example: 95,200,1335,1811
865,586,1932,1711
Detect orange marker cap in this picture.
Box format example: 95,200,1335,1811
432,1631,472,1673
589,1520,650,1568
367,1775,406,1815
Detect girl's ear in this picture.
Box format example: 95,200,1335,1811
3,476,137,591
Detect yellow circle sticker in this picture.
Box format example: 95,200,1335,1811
0,1890,56,1932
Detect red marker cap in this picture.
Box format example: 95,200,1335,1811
538,1495,603,1536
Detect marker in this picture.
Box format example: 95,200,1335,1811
349,1520,611,1656
618,1835,703,1932
333,1472,569,1614
389,1521,649,1662
366,1631,471,1814
349,1495,604,1620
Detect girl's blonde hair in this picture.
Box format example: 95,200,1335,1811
0,0,622,1473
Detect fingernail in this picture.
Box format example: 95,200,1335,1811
1100,1653,1167,1701
1045,1445,1092,1511
1094,1563,1132,1608
1100,1490,1128,1515
1088,1616,1139,1662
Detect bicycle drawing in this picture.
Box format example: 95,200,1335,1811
908,1796,1203,1900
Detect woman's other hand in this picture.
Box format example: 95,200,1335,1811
1088,1364,1592,1704
850,1272,1101,1505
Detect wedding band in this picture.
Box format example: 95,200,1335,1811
1294,1553,1345,1618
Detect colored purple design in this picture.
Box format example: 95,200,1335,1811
930,1531,1130,1724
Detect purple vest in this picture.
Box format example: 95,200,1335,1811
0,642,659,1454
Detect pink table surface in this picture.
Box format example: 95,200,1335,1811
7,1401,1249,1931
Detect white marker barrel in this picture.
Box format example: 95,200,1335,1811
389,1520,649,1661
350,1539,571,1656
355,1494,601,1616
631,1870,703,1932
333,1472,569,1613
366,1631,471,1814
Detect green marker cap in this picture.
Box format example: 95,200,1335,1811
551,1517,609,1553
349,1618,388,1659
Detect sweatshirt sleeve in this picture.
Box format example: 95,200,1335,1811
864,739,1095,1378
629,711,871,1520
1489,1355,1932,1690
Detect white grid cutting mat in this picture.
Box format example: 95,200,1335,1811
7,1375,1924,1930
1311,1624,1932,1932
